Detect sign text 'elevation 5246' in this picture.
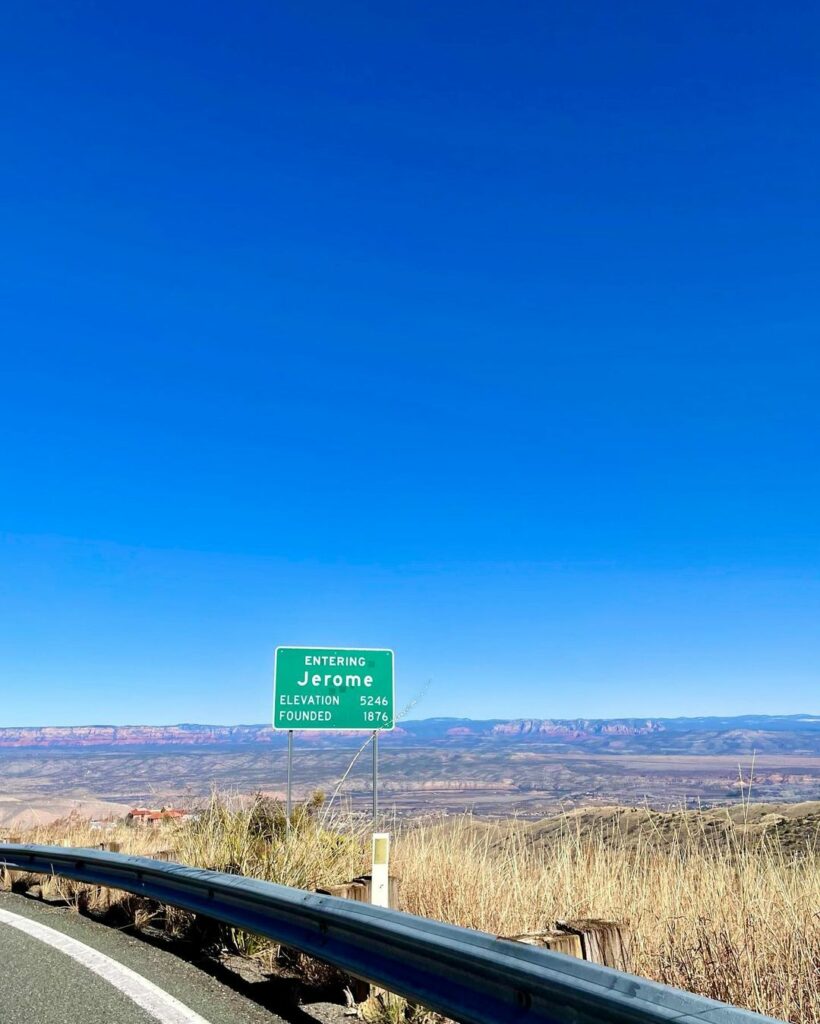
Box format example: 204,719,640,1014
273,647,395,731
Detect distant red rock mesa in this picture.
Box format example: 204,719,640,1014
0,725,274,748
490,719,664,737
0,724,413,748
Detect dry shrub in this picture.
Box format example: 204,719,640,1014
9,793,367,962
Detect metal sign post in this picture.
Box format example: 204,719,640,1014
372,729,378,824
286,729,293,833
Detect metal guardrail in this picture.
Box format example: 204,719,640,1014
0,844,780,1024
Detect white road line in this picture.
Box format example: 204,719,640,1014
0,907,212,1024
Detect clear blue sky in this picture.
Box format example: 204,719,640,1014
1,3,818,726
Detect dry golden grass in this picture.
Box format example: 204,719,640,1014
5,798,818,1023
392,813,819,1023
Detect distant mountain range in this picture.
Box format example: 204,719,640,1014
0,715,818,753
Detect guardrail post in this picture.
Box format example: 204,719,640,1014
371,833,390,908
504,920,631,972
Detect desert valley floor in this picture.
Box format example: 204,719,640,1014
2,740,819,827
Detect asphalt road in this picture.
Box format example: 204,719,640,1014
0,890,286,1024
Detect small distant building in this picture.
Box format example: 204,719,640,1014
126,807,189,828
89,818,117,832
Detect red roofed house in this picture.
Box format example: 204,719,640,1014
126,807,188,828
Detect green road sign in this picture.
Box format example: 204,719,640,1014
273,647,395,731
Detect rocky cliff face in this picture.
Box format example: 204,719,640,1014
0,718,666,748
0,725,275,747
490,719,665,737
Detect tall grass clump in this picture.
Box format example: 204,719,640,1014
4,792,369,961
175,791,366,891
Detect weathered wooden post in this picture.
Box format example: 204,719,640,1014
315,867,401,1002
558,919,631,971
504,919,631,971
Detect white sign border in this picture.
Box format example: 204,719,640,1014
273,645,396,732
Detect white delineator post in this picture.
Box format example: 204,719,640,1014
371,832,390,908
